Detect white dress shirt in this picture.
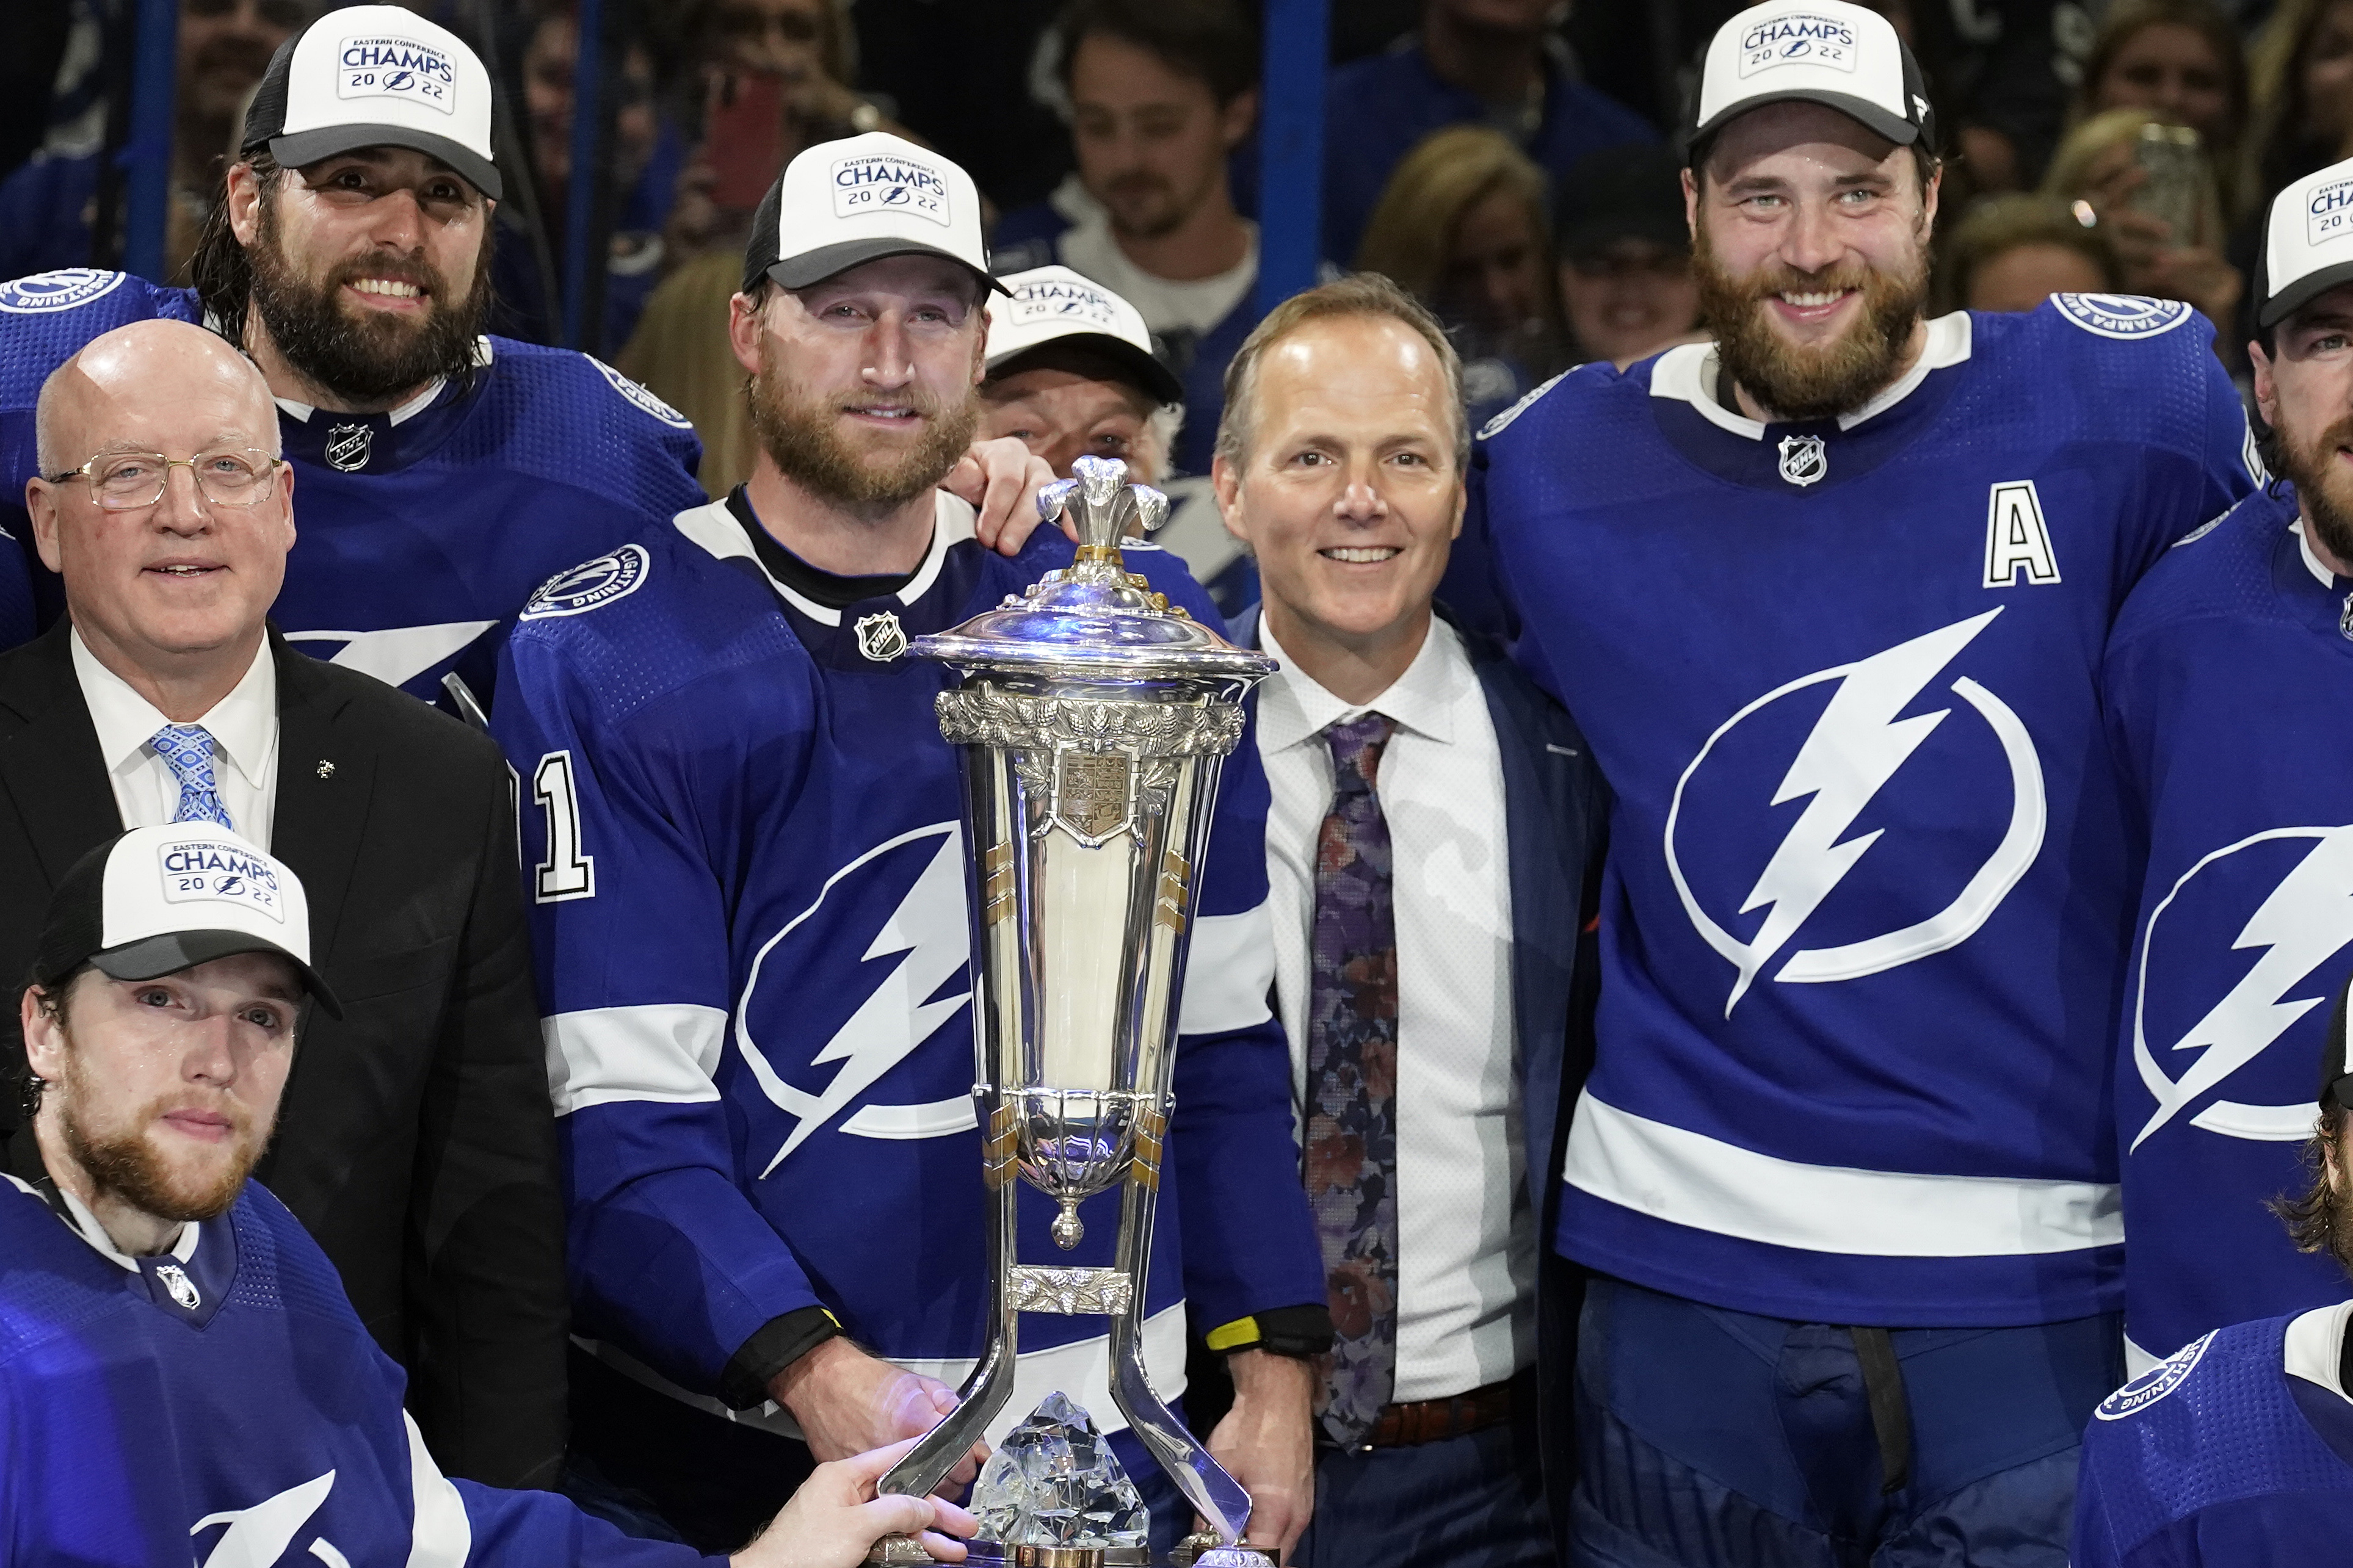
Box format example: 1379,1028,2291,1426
1256,612,1532,1403
71,629,280,840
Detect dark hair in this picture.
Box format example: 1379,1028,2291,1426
187,149,282,350
2272,1101,2348,1256
1935,193,2121,311
1052,0,1258,107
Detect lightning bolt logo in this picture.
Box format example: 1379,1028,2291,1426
2131,825,2353,1149
1667,609,2046,1016
734,825,974,1172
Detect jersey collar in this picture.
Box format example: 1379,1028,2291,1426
2293,519,2344,588
1648,310,1974,441
672,491,977,626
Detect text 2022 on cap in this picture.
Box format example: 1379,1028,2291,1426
242,4,499,200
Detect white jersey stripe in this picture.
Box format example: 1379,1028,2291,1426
545,1003,727,1116
1178,903,1275,1036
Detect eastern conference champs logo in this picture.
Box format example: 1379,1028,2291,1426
832,152,950,227
158,839,285,923
1007,276,1121,331
522,544,650,620
1666,609,2045,1015
338,35,455,114
734,825,977,1174
2129,825,2353,1150
1739,12,1857,75
0,269,124,314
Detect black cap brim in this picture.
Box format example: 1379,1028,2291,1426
2258,255,2353,330
988,332,1184,405
2320,973,2353,1111
755,238,1008,298
1688,89,1921,167
89,931,344,1021
266,126,501,201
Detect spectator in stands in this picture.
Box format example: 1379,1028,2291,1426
2071,0,2250,217
618,248,759,498
0,0,300,283
488,8,683,352
977,265,1183,484
1354,126,1568,430
990,0,1266,480
2043,106,2243,336
2244,0,2353,215
1553,143,1702,370
1937,193,2123,313
1318,0,1654,269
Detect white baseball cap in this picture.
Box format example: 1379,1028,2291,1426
985,266,1183,404
32,827,341,1018
741,132,1005,296
2258,156,2353,329
1689,1,1933,166
241,5,499,200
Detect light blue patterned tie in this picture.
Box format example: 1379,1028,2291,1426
150,724,234,830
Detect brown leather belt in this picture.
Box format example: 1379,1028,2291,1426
1352,1376,1518,1450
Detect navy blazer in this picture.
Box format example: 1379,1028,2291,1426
1231,603,1606,1521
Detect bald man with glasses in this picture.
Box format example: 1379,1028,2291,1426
0,316,570,1492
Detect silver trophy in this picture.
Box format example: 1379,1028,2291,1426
874,457,1277,1568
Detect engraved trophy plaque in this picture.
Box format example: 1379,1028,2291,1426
873,457,1277,1568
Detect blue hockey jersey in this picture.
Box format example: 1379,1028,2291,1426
0,267,705,707
2073,1301,2353,1565
1471,296,2257,1327
2105,484,2353,1371
0,1173,717,1567
493,494,1322,1445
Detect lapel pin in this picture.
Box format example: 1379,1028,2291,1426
316,760,335,779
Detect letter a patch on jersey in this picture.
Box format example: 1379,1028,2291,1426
1984,480,2061,588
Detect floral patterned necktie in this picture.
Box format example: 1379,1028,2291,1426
1303,713,1399,1447
150,723,234,831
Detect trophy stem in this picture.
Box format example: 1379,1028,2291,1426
1103,1176,1253,1545
880,1091,1021,1502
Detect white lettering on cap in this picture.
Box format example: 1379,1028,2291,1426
830,153,951,227
1738,12,1859,76
2309,176,2353,248
336,35,457,115
1010,279,1120,329
157,840,286,924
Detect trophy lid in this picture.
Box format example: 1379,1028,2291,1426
908,457,1275,683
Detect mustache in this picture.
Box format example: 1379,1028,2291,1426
1716,261,1878,308
328,248,447,300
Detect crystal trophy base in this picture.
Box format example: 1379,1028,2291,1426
866,1395,1275,1568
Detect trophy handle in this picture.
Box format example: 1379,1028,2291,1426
1104,1173,1254,1544
879,1097,1020,1498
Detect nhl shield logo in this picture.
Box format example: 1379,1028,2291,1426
324,422,373,471
1777,433,1828,488
854,611,908,662
154,1263,200,1311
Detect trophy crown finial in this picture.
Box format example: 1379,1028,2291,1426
1039,456,1166,554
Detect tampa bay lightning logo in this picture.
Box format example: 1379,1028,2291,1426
587,355,693,429
1476,370,1567,441
734,823,977,1173
1666,609,2047,1015
2095,1329,2216,1420
190,1470,343,1568
522,544,651,620
0,268,125,313
2052,292,2193,340
2129,826,2353,1150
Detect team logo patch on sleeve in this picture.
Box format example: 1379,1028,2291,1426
2052,293,2194,339
523,543,652,619
587,355,694,428
2095,1329,2216,1419
1477,370,1567,441
0,269,126,313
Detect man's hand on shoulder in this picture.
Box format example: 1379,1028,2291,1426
734,1437,978,1568
1202,1348,1316,1562
943,437,1070,557
769,1337,988,1493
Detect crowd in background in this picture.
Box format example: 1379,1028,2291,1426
9,0,2351,488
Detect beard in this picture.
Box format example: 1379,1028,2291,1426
245,187,492,405
2269,410,2353,565
1695,221,1929,422
56,1052,264,1226
745,358,977,510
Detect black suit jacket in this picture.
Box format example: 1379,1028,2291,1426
1232,604,1607,1534
0,623,567,1488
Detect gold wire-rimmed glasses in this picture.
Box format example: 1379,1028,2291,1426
42,449,288,511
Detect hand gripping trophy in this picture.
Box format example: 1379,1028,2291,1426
873,457,1277,1568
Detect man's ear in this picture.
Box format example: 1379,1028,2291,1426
728,293,767,377
226,161,266,248
24,479,63,575
21,985,62,1089
1220,90,1259,154
1211,453,1249,544
2252,338,2280,430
